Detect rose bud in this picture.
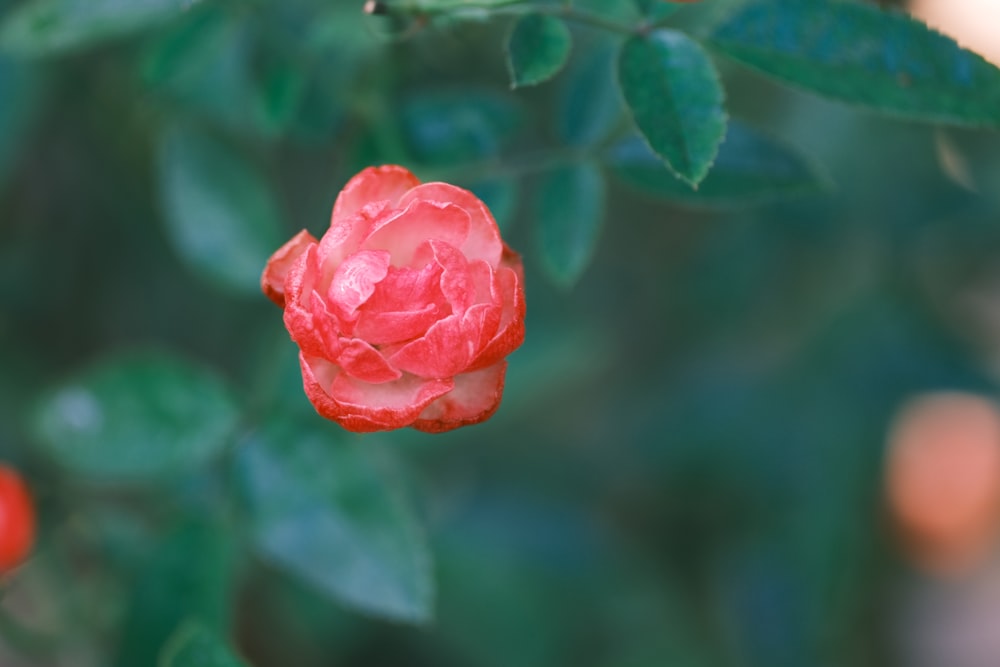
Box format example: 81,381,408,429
262,165,526,433
0,464,35,574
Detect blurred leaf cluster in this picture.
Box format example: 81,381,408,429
2,0,1000,665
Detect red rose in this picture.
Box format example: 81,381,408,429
0,464,35,573
262,165,526,433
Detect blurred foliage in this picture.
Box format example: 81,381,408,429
1,0,1000,665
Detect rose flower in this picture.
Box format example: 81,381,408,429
262,166,526,433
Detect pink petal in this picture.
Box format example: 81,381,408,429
327,249,391,317
362,200,470,267
282,243,318,307
283,247,331,359
300,354,452,432
467,277,504,351
354,261,450,344
330,165,420,224
355,304,442,347
307,290,343,359
389,302,500,379
261,230,318,307
467,259,497,306
412,362,507,433
284,293,343,362
468,261,526,371
413,240,475,313
398,182,503,267
337,338,401,384
319,201,391,271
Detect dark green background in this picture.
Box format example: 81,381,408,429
2,0,1000,665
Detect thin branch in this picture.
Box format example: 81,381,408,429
380,0,643,36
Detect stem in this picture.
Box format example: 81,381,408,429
406,0,643,36
524,4,639,35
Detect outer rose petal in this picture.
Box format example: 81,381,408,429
412,362,507,433
331,165,421,224
301,354,452,432
261,230,318,307
468,249,526,371
305,290,343,360
283,247,333,359
398,183,503,267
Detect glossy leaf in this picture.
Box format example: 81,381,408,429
709,0,1000,127
160,621,248,667
0,0,195,57
609,120,831,205
506,14,572,88
115,520,234,667
158,125,284,294
617,29,727,186
140,10,261,136
534,161,606,287
236,419,433,623
143,8,308,139
557,39,621,147
33,353,239,480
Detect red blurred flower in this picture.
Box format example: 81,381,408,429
886,392,1000,574
0,465,35,574
262,165,526,433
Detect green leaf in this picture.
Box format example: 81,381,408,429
556,39,621,148
160,621,248,667
158,125,284,294
617,29,727,186
235,419,433,623
609,120,831,205
142,8,307,139
0,55,41,189
33,352,239,480
0,0,196,58
534,161,606,288
140,10,260,136
633,0,681,23
115,520,234,667
253,47,308,137
400,90,523,166
709,0,1000,128
506,14,572,88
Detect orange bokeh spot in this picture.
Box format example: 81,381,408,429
886,392,1000,575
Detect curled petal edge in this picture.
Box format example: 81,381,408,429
300,354,453,433
468,255,526,372
261,230,318,307
398,182,504,267
331,165,421,225
412,362,508,433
